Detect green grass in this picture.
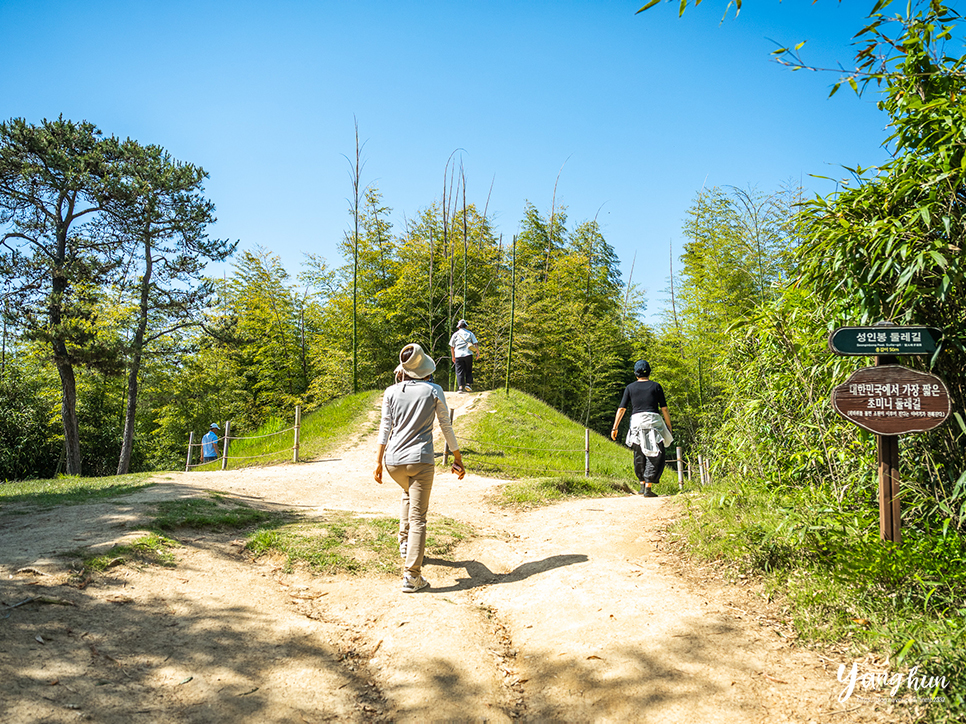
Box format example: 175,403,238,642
191,390,380,471
150,494,290,531
78,533,180,570
497,475,634,506
0,472,158,512
453,389,681,493
674,476,966,723
424,515,473,556
64,494,288,576
245,511,473,575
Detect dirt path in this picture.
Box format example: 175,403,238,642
1,392,908,723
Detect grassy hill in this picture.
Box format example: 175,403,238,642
190,390,382,471
0,391,382,507
3,387,684,508
452,389,682,503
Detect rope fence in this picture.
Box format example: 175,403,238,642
185,407,303,471
459,436,580,453
443,409,701,489
467,460,587,475
231,426,295,440
185,403,710,490
225,449,296,461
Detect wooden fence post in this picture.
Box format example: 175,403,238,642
584,428,590,478
878,433,901,544
185,431,194,472
875,354,902,544
293,405,301,463
221,420,231,471
676,446,684,490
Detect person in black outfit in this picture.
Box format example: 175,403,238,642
611,360,673,497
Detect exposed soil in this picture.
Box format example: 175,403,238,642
1,392,918,723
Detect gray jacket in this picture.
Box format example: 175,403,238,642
378,380,459,465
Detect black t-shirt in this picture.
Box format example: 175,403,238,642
619,380,667,415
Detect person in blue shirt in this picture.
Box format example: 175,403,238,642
201,423,221,463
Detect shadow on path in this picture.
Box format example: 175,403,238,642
424,553,588,592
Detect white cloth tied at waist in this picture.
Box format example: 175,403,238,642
626,412,673,458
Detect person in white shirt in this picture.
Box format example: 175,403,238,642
374,343,465,592
449,319,479,393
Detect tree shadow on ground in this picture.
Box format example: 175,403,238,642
511,616,768,721
378,613,779,723
0,575,383,724
0,482,832,723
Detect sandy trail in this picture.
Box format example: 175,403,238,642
0,392,905,723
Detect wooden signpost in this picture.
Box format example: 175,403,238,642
831,365,951,436
829,322,950,544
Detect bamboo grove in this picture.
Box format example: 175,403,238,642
0,137,654,479
1,2,964,545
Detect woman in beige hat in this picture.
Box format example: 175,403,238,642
374,343,465,592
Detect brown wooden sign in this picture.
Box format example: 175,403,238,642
832,365,951,435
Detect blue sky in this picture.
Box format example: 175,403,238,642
1,1,891,321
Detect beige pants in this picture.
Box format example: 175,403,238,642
386,462,435,578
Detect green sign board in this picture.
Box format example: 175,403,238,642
828,326,943,356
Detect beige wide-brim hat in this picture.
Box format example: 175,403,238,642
396,343,436,379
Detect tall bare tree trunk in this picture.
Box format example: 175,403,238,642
669,240,681,333
461,163,468,322
52,220,83,475
428,226,434,357
505,235,516,395
117,353,142,475
621,251,636,335
55,355,82,475
348,120,363,394
117,227,153,475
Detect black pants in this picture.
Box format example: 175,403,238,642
632,442,665,484
454,355,474,389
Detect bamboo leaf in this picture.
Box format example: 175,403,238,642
894,638,917,666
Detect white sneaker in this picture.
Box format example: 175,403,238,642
402,575,429,593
